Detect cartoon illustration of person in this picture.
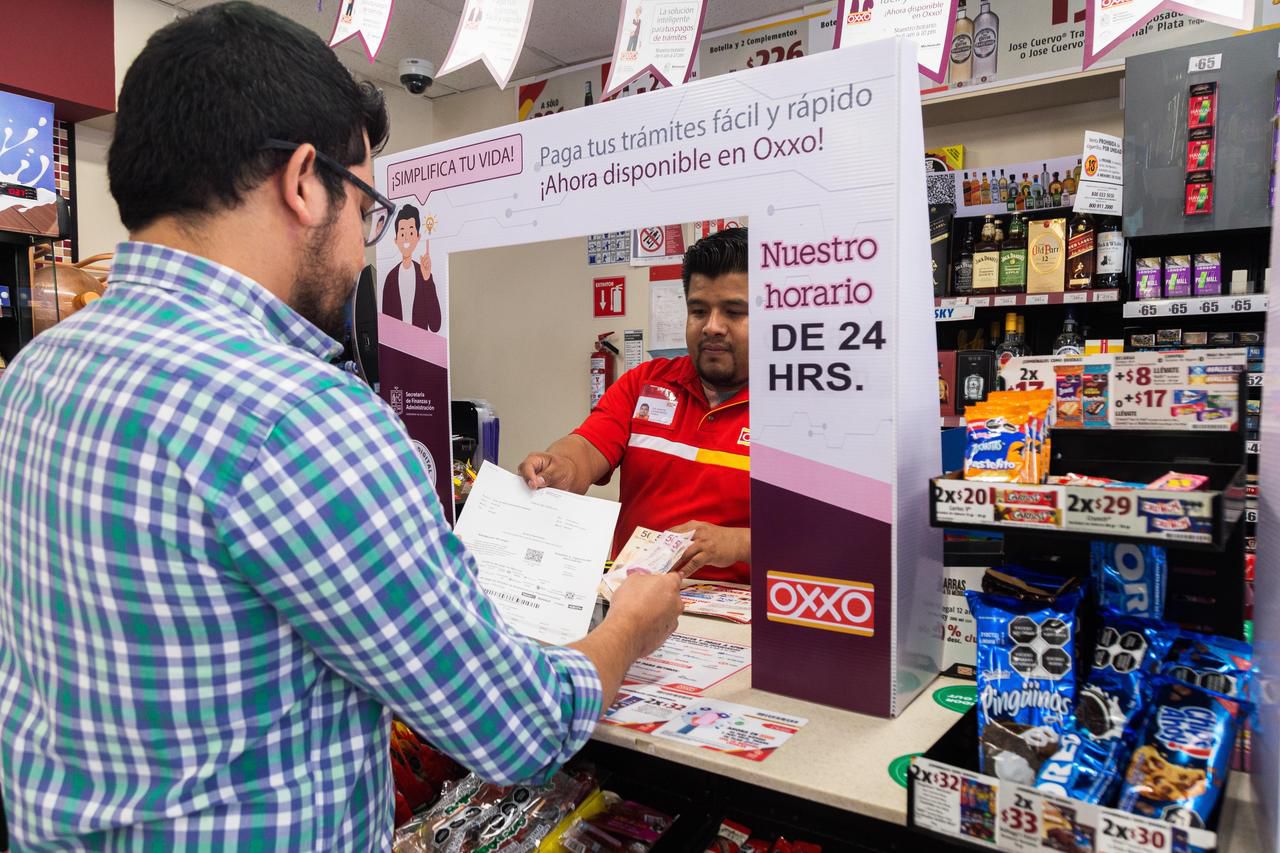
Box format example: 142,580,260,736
342,0,355,23
468,0,484,25
626,5,643,53
382,204,442,333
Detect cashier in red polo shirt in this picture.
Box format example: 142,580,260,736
518,228,750,583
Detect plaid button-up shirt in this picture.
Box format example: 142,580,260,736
0,242,602,850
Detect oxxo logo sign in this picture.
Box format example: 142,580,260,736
766,571,874,636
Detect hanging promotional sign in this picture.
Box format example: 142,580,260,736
376,38,941,716
328,0,394,62
834,0,959,83
604,0,708,97
936,1,1240,91
697,8,819,78
439,0,537,89
1084,0,1254,68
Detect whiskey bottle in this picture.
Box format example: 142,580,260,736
1049,172,1063,207
998,215,1027,293
1066,211,1095,291
1094,216,1124,290
973,215,1000,292
994,312,1023,370
584,81,594,106
998,169,1009,203
1052,312,1084,356
980,172,991,205
952,222,975,295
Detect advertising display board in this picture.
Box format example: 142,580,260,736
0,91,58,238
376,38,941,717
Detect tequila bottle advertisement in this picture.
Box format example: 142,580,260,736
936,0,1245,91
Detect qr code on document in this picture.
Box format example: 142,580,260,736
524,548,544,564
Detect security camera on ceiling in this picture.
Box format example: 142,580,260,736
399,58,436,95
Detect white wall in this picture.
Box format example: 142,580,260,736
925,97,1124,169
448,239,657,501
73,0,434,257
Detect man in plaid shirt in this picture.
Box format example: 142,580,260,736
0,4,682,849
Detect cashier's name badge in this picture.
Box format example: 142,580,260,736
634,385,678,426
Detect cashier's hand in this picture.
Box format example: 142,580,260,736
607,572,684,658
671,522,750,576
518,451,577,491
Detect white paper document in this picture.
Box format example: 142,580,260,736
623,632,750,695
454,463,620,644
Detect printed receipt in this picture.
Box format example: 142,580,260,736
453,463,620,645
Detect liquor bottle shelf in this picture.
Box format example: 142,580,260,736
935,289,1119,319
1122,293,1268,319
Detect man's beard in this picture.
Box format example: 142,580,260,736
290,222,359,343
695,345,740,387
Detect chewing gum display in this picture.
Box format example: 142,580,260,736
1036,612,1178,804
967,587,1082,785
1091,542,1167,619
1162,630,1254,701
1054,364,1084,429
1082,364,1110,427
1119,677,1246,828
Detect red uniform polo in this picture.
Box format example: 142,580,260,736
574,356,750,583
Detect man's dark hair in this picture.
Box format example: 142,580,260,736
682,227,748,294
109,2,390,231
395,204,420,232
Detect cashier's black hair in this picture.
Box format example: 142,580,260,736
396,205,421,232
682,227,748,295
109,1,390,231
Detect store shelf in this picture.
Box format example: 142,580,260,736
591,614,970,826
936,290,1120,315
908,708,1254,852
929,464,1245,550
920,65,1125,127
941,416,965,428
1123,293,1268,319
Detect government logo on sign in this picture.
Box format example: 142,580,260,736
765,571,874,637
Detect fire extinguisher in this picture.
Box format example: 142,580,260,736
590,332,619,409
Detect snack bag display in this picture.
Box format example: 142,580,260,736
1091,542,1167,619
964,403,1031,483
967,587,1082,784
557,793,675,852
1161,630,1254,701
1118,677,1246,828
1036,611,1177,804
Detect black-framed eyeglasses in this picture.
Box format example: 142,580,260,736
261,139,395,247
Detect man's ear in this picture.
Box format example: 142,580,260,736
278,144,330,228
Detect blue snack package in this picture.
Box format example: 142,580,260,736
967,587,1082,785
1036,611,1178,803
1036,729,1127,804
1118,677,1248,828
1091,541,1167,618
1162,630,1254,701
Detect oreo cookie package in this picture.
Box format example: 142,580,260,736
1118,677,1247,828
1091,541,1167,619
967,587,1082,785
1162,630,1254,700
1036,611,1177,803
